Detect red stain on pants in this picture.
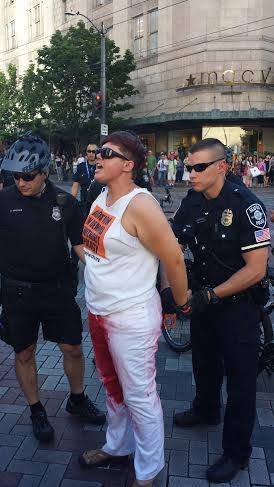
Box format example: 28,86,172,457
88,312,124,405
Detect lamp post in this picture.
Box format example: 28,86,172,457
65,11,107,132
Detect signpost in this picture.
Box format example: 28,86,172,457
101,124,108,136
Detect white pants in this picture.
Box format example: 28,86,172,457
88,292,165,481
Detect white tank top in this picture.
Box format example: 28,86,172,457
83,187,159,315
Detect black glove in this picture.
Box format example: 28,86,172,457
160,287,178,314
189,289,210,313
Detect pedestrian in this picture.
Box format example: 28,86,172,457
0,132,105,442
171,138,270,483
78,131,188,487
257,158,266,188
157,152,168,186
268,155,274,185
71,143,97,213
55,153,63,181
175,156,184,184
167,152,177,186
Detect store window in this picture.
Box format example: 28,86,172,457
139,133,155,152
148,9,158,55
133,15,144,58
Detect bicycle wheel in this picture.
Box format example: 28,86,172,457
259,307,273,346
162,312,192,353
258,307,273,375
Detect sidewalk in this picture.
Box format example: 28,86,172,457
0,183,273,486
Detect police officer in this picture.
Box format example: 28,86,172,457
171,138,270,482
0,132,105,442
71,143,97,211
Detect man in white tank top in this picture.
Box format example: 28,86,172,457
77,131,188,486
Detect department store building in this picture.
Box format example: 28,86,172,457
1,0,274,154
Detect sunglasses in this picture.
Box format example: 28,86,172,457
87,149,96,154
185,157,224,173
13,171,41,182
95,147,130,161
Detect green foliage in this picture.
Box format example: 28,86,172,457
21,22,137,149
1,22,137,149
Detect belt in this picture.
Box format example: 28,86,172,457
221,292,252,304
2,276,63,289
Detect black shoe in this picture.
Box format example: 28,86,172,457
174,407,221,427
66,395,106,425
31,410,54,442
207,455,249,483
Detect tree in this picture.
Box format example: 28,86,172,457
0,65,21,140
21,22,137,152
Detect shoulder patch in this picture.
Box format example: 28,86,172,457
246,203,266,229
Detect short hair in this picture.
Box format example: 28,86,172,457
101,130,146,183
189,138,226,159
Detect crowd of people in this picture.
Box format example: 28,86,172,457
0,132,273,486
145,149,274,189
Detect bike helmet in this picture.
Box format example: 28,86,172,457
1,131,50,173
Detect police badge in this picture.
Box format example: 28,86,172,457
221,209,233,226
52,206,61,221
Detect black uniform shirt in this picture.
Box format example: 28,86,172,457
72,160,95,189
0,180,83,282
173,180,270,289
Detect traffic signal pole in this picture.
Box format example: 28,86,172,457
100,22,106,126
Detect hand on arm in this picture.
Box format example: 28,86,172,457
73,244,85,264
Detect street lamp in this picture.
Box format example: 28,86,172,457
65,10,107,132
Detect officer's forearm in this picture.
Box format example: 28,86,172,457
213,265,265,299
71,182,79,198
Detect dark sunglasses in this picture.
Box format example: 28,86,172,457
13,171,41,182
185,157,224,173
86,149,96,154
95,147,130,161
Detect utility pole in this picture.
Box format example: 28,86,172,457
65,11,108,137
100,22,106,127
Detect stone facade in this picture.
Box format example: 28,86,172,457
1,0,274,151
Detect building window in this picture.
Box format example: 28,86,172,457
34,4,41,37
148,9,158,54
5,24,9,50
96,0,111,6
133,15,144,58
27,9,32,40
62,0,68,21
10,20,16,49
106,25,113,39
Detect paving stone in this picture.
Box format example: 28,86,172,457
271,473,274,485
39,464,67,487
257,408,274,427
0,386,8,397
248,458,271,485
18,475,42,487
61,481,103,487
208,431,223,454
14,436,39,460
0,433,23,447
251,447,265,459
172,425,208,441
10,424,33,436
168,477,208,487
44,398,64,417
0,414,21,434
189,464,207,478
265,448,274,473
169,449,188,476
0,404,26,415
189,441,208,465
0,471,22,487
0,446,19,471
33,449,72,464
164,438,189,451
230,469,251,487
41,375,61,390
38,368,64,376
7,459,48,476
252,427,274,449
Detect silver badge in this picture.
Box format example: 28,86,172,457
52,206,61,221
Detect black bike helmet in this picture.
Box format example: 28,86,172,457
1,131,50,173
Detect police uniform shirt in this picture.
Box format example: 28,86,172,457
0,180,83,282
72,160,95,189
173,180,271,289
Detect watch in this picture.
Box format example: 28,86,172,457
206,287,221,304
